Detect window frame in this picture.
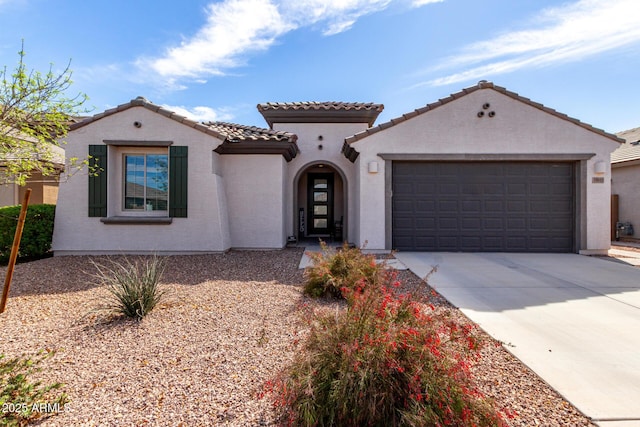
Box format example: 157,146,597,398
117,146,169,217
89,142,187,220
122,151,169,213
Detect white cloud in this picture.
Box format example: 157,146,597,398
281,0,393,35
138,0,429,81
162,104,235,122
425,0,640,86
411,0,443,6
141,0,292,79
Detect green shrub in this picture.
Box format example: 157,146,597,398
303,241,385,299
0,204,56,264
266,252,508,426
0,351,68,426
92,255,167,320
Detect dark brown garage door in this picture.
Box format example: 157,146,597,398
392,162,575,252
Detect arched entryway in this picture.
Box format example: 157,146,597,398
294,162,347,242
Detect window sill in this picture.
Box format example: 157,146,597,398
100,216,173,225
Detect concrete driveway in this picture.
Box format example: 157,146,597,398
393,252,640,427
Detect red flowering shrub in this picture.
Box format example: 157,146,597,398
266,248,508,426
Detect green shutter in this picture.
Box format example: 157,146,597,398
169,146,188,218
88,145,107,217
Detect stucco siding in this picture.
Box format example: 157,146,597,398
612,163,640,236
221,154,287,249
351,89,619,252
52,107,231,255
277,123,365,243
0,182,17,207
0,173,59,207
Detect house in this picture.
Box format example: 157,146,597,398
52,81,622,255
611,126,640,240
0,130,65,207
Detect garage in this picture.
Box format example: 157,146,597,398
392,161,575,252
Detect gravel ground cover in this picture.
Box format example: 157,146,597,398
1,249,594,426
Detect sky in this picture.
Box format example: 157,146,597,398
1,0,639,134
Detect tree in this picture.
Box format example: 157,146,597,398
0,41,89,186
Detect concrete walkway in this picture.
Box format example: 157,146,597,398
298,244,407,270
393,251,640,427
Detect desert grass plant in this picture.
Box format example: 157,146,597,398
303,241,386,299
91,255,167,320
0,350,68,426
265,265,508,426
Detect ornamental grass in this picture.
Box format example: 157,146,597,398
265,246,508,427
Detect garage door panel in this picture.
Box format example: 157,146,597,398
416,217,436,229
461,184,481,195
438,236,459,250
506,200,527,212
530,200,554,213
392,161,574,252
551,200,573,211
394,200,414,212
552,184,573,195
506,237,527,250
461,217,482,229
438,200,458,213
460,236,482,251
482,236,504,250
394,236,415,248
530,183,550,193
484,200,503,212
462,200,481,212
415,236,436,248
416,200,436,212
550,165,573,177
483,218,504,230
550,217,573,230
507,183,527,194
529,217,549,230
484,183,505,195
439,183,459,193
506,217,527,230
416,182,436,193
438,217,458,230
530,237,553,251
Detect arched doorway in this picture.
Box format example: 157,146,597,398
294,162,347,242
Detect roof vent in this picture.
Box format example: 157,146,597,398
631,140,640,146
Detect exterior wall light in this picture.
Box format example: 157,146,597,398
594,160,606,175
368,161,379,173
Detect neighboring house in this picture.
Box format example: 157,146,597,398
611,126,640,239
52,81,622,255
0,129,65,207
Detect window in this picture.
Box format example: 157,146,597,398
89,144,188,219
124,153,168,211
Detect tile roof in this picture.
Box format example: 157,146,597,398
206,121,300,161
70,97,232,140
257,101,384,128
71,97,297,143
203,121,297,143
69,97,299,161
343,81,624,145
612,126,640,164
258,101,384,112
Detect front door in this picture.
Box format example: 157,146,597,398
308,173,334,235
